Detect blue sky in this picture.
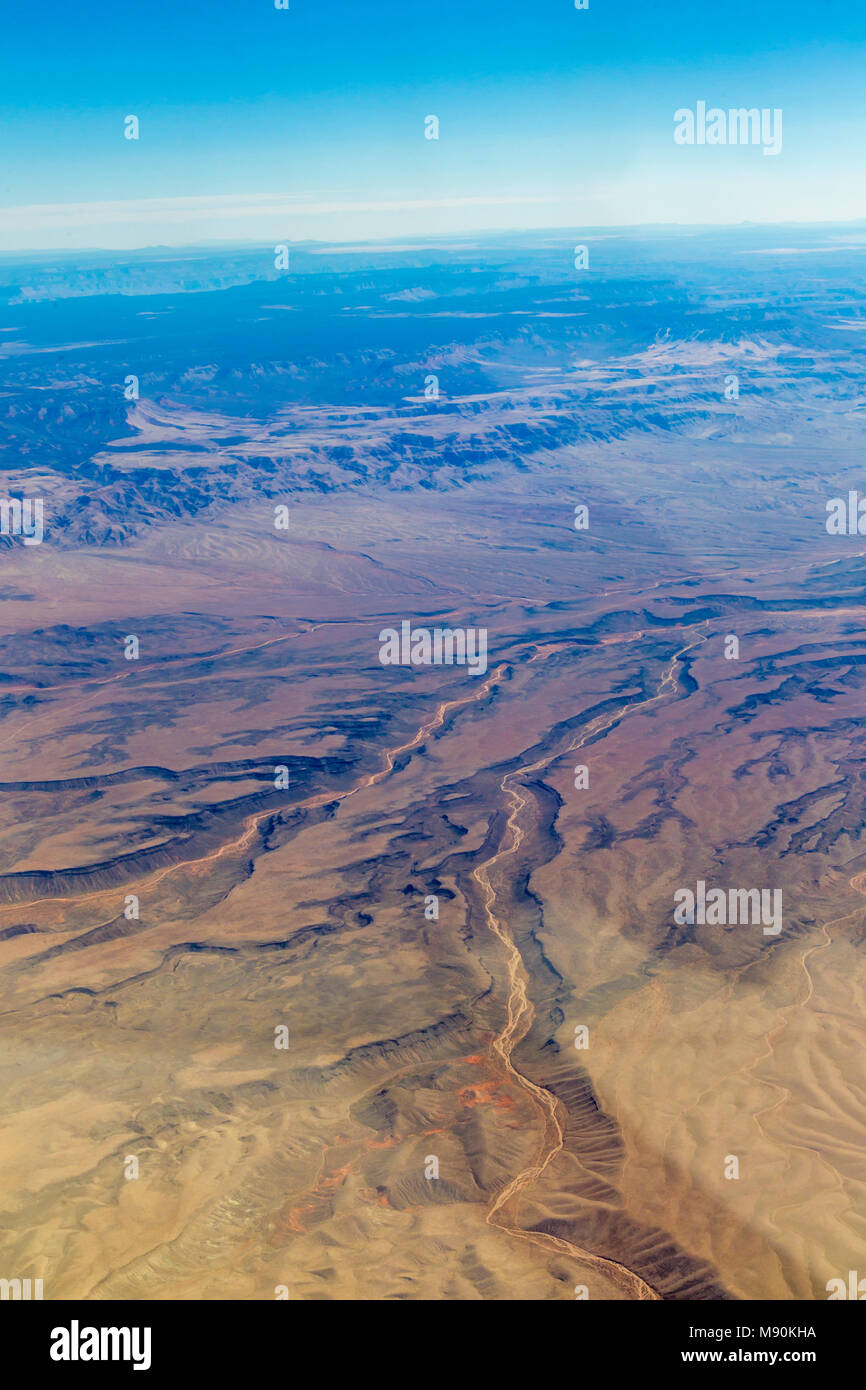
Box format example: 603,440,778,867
1,0,865,249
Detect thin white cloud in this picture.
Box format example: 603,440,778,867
0,191,565,230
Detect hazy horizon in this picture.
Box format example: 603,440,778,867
4,215,866,261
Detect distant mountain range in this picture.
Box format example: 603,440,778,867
2,224,865,549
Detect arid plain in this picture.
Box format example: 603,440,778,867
1,229,866,1299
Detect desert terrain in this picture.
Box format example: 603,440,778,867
1,227,865,1298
